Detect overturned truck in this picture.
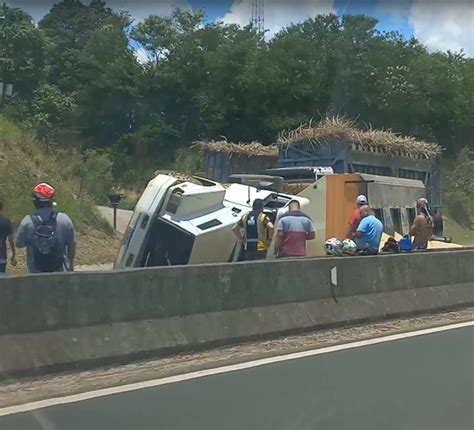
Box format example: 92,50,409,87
114,173,308,269
115,170,442,269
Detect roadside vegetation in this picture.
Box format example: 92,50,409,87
0,1,472,233
0,114,120,274
0,115,109,230
443,148,474,244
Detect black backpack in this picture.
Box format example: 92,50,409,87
30,212,64,272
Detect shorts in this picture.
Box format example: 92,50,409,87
243,250,267,261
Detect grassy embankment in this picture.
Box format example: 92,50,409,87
444,217,474,246
0,115,120,273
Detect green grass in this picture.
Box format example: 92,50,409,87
444,216,474,246
0,115,109,232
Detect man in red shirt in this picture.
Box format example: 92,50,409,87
347,195,368,239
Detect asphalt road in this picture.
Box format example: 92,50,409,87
96,206,133,234
1,326,472,430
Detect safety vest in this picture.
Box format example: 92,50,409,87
243,210,269,251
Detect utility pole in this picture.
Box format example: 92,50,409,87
251,0,264,35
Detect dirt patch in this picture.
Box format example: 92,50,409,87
9,228,122,276
75,228,122,266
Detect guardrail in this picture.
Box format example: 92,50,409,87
0,249,472,378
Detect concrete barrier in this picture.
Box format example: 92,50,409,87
0,249,473,377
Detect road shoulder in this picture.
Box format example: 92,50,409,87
0,308,472,408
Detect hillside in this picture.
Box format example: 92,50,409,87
0,115,121,273
444,217,474,246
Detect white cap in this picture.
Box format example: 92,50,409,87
356,194,368,205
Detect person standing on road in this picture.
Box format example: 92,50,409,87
347,194,368,239
353,205,383,255
432,208,444,238
232,199,274,261
16,183,76,273
275,200,315,258
410,198,433,249
0,200,17,276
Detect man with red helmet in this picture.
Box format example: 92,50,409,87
16,183,76,273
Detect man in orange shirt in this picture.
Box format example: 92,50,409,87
347,195,368,239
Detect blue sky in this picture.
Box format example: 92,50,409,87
187,0,415,37
7,0,474,56
335,0,413,35
189,0,234,21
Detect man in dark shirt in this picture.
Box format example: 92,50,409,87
432,209,444,238
233,199,274,261
0,201,17,275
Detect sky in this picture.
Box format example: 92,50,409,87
6,0,474,56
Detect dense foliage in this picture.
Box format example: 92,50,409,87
1,1,473,177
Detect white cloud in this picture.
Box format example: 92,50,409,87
6,0,192,23
108,0,191,23
409,0,474,56
378,0,474,56
221,0,336,39
134,46,151,63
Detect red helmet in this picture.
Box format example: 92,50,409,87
32,183,56,202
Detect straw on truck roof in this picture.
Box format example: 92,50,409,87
277,117,442,159
194,140,279,157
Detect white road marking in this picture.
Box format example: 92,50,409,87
0,321,472,417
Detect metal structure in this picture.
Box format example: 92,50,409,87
277,142,442,207
251,0,264,34
108,193,123,231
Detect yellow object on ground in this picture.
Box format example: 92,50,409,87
380,232,463,251
427,240,463,249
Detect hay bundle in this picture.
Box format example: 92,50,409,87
277,117,442,159
154,170,197,183
194,140,279,158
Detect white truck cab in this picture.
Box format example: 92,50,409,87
115,173,308,269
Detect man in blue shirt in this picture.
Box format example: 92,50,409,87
354,205,383,255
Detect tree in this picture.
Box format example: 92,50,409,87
196,24,268,142
132,11,267,144
0,5,46,97
445,147,474,226
39,0,114,90
68,149,113,199
3,2,473,182
74,15,142,145
30,84,75,138
264,14,342,135
117,114,177,162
